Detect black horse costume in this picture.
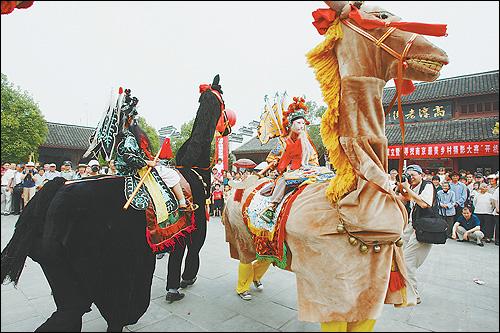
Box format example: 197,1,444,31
166,74,227,291
1,75,229,332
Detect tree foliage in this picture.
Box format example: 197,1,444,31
1,73,48,163
169,118,215,164
305,100,327,157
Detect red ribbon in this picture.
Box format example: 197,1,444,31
348,6,447,37
312,8,337,35
199,84,211,94
312,6,447,38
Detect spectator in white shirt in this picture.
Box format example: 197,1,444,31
1,163,15,215
492,187,499,246
473,183,495,243
44,163,61,181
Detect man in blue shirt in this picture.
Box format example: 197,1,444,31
437,181,456,238
452,205,484,246
449,171,468,222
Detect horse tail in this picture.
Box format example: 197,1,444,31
1,177,66,286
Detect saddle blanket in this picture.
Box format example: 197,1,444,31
243,181,305,269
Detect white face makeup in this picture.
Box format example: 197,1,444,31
290,118,306,134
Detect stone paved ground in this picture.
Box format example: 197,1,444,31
1,213,499,332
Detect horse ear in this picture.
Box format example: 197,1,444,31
324,1,350,18
212,74,220,86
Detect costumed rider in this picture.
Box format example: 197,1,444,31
115,89,196,213
260,97,319,223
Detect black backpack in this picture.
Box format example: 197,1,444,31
411,180,448,244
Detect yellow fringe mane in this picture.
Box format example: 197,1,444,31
306,19,357,204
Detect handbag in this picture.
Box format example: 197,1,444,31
412,216,448,244
412,181,448,244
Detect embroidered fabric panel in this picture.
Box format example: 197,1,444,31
124,176,150,210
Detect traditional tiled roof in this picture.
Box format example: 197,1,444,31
234,117,499,154
386,116,499,145
41,122,94,150
382,70,499,105
233,136,280,154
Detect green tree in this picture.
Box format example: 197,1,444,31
170,118,216,164
1,73,48,163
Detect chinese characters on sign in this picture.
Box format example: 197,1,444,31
388,141,499,159
386,102,453,124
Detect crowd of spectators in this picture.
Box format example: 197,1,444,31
389,167,499,246
1,159,118,216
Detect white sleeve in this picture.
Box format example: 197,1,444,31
420,183,434,207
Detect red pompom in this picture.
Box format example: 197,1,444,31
118,87,123,94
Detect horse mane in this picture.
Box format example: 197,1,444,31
306,18,357,204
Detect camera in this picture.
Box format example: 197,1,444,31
91,165,100,173
396,172,412,183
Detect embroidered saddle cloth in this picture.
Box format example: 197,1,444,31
124,167,196,254
243,181,305,268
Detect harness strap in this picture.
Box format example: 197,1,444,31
342,18,419,190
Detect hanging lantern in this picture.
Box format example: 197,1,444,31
348,236,358,246
336,224,345,233
373,244,381,253
360,244,369,253
395,239,404,247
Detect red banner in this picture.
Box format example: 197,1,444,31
215,135,229,170
388,141,499,159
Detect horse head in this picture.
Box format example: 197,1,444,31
325,1,449,84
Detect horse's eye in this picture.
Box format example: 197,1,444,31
380,13,388,19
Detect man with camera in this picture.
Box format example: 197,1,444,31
88,160,101,176
395,164,435,305
21,161,38,207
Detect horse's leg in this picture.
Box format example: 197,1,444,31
236,260,271,294
166,242,187,291
35,262,92,332
181,206,207,281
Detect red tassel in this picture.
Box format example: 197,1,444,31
139,134,154,160
389,271,405,292
234,189,244,203
159,138,173,159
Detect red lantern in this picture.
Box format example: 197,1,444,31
216,108,237,136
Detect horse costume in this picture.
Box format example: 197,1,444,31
223,2,448,331
1,76,231,331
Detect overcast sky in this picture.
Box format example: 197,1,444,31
1,1,499,132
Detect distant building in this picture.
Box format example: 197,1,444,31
38,122,94,167
158,125,180,139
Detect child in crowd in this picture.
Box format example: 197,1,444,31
211,183,224,217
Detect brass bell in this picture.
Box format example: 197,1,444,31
348,236,358,246
395,239,404,247
337,224,345,233
373,244,381,253
360,244,369,253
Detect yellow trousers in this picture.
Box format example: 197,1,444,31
236,260,271,294
320,319,376,332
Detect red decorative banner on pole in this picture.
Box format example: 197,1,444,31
388,141,499,159
215,135,229,170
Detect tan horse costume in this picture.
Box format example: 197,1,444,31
223,1,448,328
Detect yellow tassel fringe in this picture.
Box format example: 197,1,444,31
306,19,357,204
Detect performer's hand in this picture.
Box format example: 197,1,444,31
146,160,157,168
